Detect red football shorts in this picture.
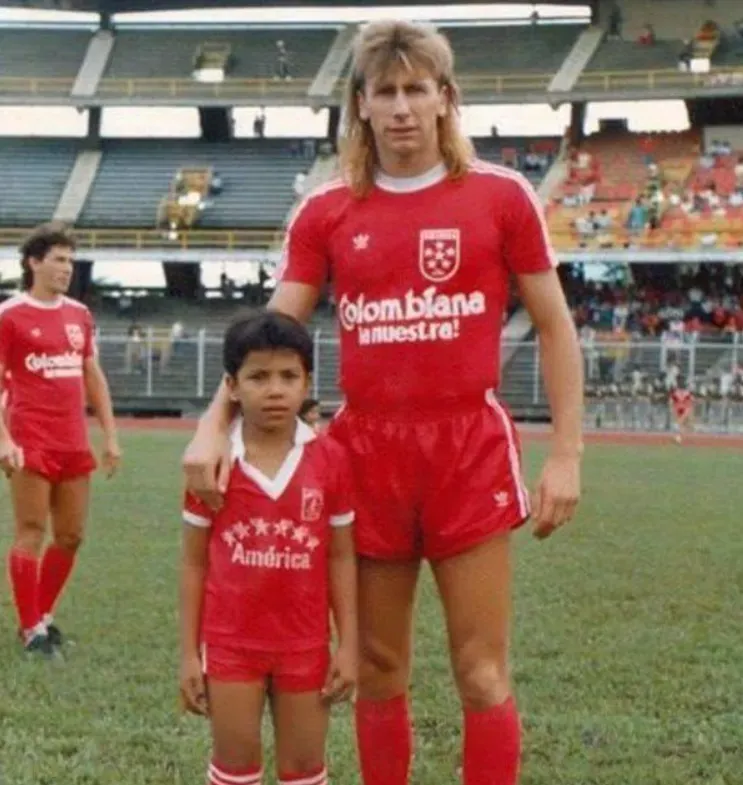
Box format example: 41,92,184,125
202,643,330,693
673,404,692,418
327,390,530,561
22,446,96,484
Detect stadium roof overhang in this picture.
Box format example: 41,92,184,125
0,0,585,11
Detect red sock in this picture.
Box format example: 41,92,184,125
7,547,42,634
463,697,521,785
38,544,77,618
207,761,262,785
278,764,327,785
355,695,413,785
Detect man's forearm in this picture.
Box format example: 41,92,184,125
539,320,584,456
199,377,238,433
87,370,117,439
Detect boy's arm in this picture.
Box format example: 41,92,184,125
180,519,210,661
328,521,357,652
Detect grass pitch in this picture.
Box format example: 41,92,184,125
1,431,742,785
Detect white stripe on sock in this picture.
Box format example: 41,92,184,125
208,764,262,785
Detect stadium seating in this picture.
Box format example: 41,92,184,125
102,28,338,81
78,138,304,229
0,138,80,226
547,130,707,251
472,136,559,186
441,23,584,74
0,29,91,80
583,38,684,72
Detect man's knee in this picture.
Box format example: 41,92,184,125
451,639,510,709
359,634,410,699
14,520,46,555
53,530,84,552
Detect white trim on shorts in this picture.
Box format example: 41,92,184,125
484,390,530,519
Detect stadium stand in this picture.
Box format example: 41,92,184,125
0,28,91,80
441,23,585,75
77,138,304,229
102,28,338,81
0,139,80,227
584,38,684,73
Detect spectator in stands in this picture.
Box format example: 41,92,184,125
608,2,622,39
678,40,693,72
293,170,307,199
627,198,648,233
275,40,290,80
711,140,732,156
735,156,743,187
595,209,612,230
638,24,656,46
253,108,266,138
210,171,223,196
575,214,595,238
523,150,547,174
125,323,144,374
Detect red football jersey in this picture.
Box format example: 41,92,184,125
279,161,556,409
671,389,693,408
183,420,355,652
0,294,96,451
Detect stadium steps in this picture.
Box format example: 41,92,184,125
499,336,542,414
308,23,357,108
72,29,114,98
549,25,605,93
0,138,79,227
55,149,103,225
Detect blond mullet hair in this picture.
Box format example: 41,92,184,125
340,19,474,198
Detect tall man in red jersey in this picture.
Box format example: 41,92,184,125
184,21,583,785
0,224,121,657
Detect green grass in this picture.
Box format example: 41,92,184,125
1,432,742,785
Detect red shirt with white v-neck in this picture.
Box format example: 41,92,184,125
183,420,355,652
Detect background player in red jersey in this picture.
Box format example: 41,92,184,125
669,378,695,443
183,21,583,785
0,223,121,658
179,312,357,785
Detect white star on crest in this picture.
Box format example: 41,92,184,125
254,519,270,536
306,535,320,552
274,519,292,537
233,522,250,540
292,525,309,544
222,530,236,547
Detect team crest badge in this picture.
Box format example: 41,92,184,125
419,228,460,283
65,323,85,352
301,488,324,522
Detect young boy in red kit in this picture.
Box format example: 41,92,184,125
179,311,357,785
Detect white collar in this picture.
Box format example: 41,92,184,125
230,418,317,501
375,162,447,193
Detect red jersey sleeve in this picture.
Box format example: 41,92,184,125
502,175,559,275
276,192,331,289
0,309,14,370
327,443,355,528
182,490,213,528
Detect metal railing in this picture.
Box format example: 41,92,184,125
3,64,741,100
98,330,743,432
2,225,742,253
